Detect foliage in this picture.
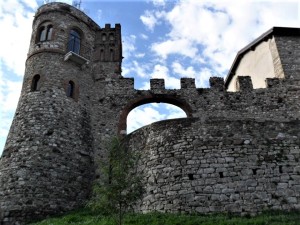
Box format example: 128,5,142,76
86,137,144,225
30,209,300,225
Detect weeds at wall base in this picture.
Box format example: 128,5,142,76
30,208,300,225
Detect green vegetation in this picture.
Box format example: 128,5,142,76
87,137,144,225
30,208,300,225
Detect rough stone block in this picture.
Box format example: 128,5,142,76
237,76,253,91
209,77,224,91
150,79,165,90
266,78,280,88
181,78,195,89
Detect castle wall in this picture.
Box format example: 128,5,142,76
127,118,300,214
0,2,300,224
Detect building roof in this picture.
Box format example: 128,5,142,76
224,27,300,88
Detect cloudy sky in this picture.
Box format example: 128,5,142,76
0,0,299,154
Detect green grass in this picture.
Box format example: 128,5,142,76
30,208,300,225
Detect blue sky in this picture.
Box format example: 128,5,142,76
0,0,300,155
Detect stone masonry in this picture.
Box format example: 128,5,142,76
0,2,300,224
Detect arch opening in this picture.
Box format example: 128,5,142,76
118,95,192,135
127,103,187,134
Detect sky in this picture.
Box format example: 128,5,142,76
0,0,299,155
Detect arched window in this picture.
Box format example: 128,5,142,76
67,29,81,54
47,25,53,40
66,81,75,98
31,75,41,91
38,24,53,42
39,27,46,42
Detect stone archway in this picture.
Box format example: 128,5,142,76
118,94,193,135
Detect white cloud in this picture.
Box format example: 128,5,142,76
135,53,145,58
127,106,166,133
150,64,180,89
196,68,213,88
151,39,198,59
0,0,37,76
96,9,102,20
172,62,196,78
165,104,186,119
140,10,158,31
172,61,212,87
148,0,300,76
0,62,22,154
140,33,149,40
133,60,149,78
123,35,137,59
0,0,38,154
44,0,72,4
138,81,150,90
152,0,166,7
127,103,187,133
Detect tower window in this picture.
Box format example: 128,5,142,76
38,23,53,42
31,75,41,91
100,49,104,61
66,81,75,98
109,33,114,41
102,34,107,41
110,49,114,61
67,29,81,54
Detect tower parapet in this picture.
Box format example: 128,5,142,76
28,2,99,61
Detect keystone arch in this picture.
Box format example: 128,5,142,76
118,94,193,135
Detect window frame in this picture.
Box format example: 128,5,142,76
67,29,81,54
37,22,53,42
66,80,75,98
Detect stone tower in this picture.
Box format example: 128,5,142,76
0,3,123,224
1,2,300,225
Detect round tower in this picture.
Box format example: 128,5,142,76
0,3,99,224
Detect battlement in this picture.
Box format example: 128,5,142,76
181,78,196,88
209,77,224,91
150,79,165,90
35,2,100,30
237,76,253,91
117,76,285,94
103,23,121,30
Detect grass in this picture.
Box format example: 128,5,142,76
30,208,300,225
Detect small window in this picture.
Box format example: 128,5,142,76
31,75,41,91
67,29,81,54
47,25,53,40
39,27,46,41
110,49,114,61
100,49,104,61
109,33,114,41
38,24,53,42
102,34,107,41
66,81,75,98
